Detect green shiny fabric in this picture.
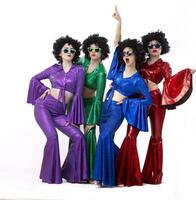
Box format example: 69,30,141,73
84,127,96,179
80,57,106,179
81,56,106,125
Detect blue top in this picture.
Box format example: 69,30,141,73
106,48,152,132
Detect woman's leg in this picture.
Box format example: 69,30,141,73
116,125,142,186
34,99,62,184
84,127,96,180
53,116,87,183
83,98,97,181
93,102,124,187
142,90,166,184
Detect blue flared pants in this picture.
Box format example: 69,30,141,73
93,100,124,186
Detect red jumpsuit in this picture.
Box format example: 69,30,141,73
116,59,192,186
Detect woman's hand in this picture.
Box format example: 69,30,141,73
112,5,121,21
84,125,95,133
113,5,122,48
65,121,79,128
116,97,127,104
40,89,50,99
116,99,123,104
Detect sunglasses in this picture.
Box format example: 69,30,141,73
122,51,134,57
148,43,161,49
87,47,101,53
63,48,76,54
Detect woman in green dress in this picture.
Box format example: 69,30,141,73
81,34,110,181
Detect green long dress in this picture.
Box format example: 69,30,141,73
81,57,106,179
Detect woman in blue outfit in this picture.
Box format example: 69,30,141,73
93,7,152,187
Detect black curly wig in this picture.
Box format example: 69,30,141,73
142,30,170,55
117,38,146,70
82,34,110,60
53,35,81,63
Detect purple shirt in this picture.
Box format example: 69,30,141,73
27,63,85,125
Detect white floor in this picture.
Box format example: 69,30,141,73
0,162,195,200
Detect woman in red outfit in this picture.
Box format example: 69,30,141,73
140,31,193,185
114,7,195,186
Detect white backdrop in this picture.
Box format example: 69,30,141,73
0,0,196,199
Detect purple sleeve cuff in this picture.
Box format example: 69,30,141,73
67,94,85,125
27,78,49,105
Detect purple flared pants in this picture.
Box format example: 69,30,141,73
34,94,87,184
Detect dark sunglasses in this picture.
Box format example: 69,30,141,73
122,51,134,57
63,48,76,54
148,43,161,49
87,47,101,53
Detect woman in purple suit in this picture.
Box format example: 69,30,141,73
27,36,87,184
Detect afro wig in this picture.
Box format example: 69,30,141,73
142,30,170,55
117,38,146,70
82,34,110,60
53,35,81,63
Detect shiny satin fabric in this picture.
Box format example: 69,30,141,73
117,89,165,186
83,96,103,126
93,49,152,187
140,60,192,184
84,127,96,180
81,56,107,180
34,94,87,184
83,98,97,179
142,137,163,184
93,101,124,187
162,68,192,107
27,64,85,125
140,60,193,108
140,59,172,84
148,89,166,139
116,126,142,186
142,68,192,184
141,89,165,184
81,56,106,92
106,48,152,132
